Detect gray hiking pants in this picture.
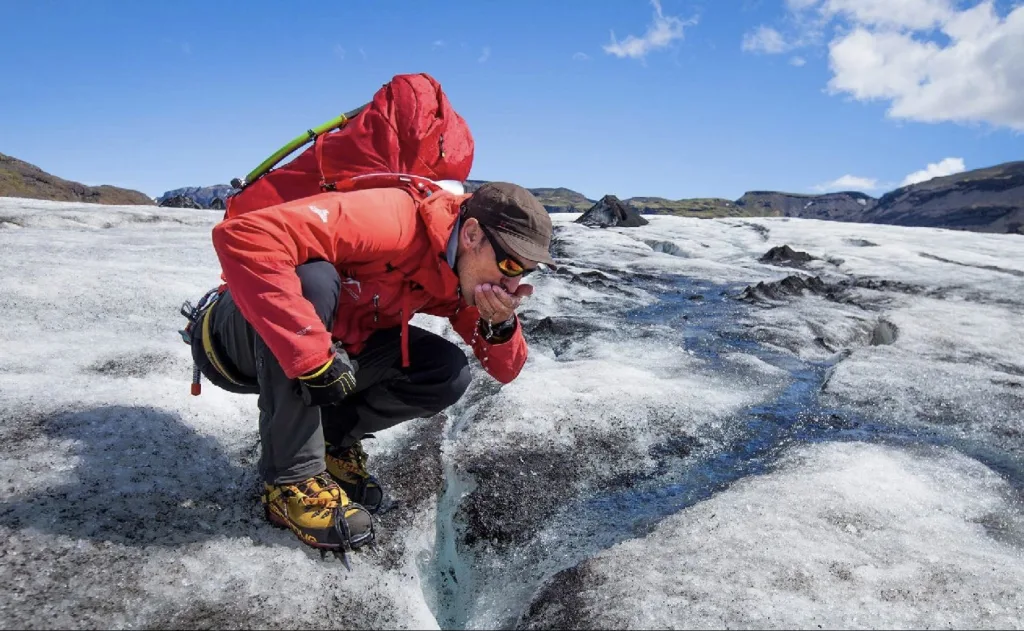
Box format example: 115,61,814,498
191,260,472,484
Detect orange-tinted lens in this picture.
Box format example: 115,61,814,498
497,257,525,277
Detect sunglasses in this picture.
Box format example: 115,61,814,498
481,226,534,278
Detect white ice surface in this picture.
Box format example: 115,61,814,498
577,441,1024,630
1,199,1022,629
552,214,1024,443
0,199,440,630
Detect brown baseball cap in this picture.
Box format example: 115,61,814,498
462,182,557,269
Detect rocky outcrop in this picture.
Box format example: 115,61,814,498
466,180,594,213
759,245,817,266
739,274,833,303
0,152,153,206
575,195,649,228
735,191,876,220
732,162,1023,234
856,161,1024,234
626,196,739,216
528,187,595,213
158,195,203,209
156,185,236,210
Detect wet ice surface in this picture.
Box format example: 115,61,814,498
524,442,1024,630
1,199,1022,629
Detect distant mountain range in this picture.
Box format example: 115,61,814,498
1,151,1020,234
470,163,1024,234
0,152,153,206
156,185,237,209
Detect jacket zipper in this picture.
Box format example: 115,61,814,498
373,294,380,322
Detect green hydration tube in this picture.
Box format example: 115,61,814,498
232,104,369,190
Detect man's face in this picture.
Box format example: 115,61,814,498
456,218,537,306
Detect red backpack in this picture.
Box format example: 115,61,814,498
224,72,475,219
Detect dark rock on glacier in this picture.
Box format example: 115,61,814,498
575,195,649,228
844,238,878,247
524,315,607,340
521,313,611,357
739,271,928,307
739,274,834,303
847,277,928,295
759,244,817,266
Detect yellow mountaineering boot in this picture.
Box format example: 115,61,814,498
325,440,385,514
262,473,374,556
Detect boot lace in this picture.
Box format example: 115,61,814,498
295,475,343,508
330,441,369,477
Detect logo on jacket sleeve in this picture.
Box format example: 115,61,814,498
308,205,330,223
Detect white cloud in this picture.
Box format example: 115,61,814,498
813,174,880,192
604,0,693,60
742,26,788,53
815,0,955,30
790,55,807,66
900,157,966,186
334,45,345,61
827,3,1024,130
181,42,192,55
358,47,367,60
757,1,1024,131
478,46,491,63
573,52,591,61
432,40,445,49
741,8,828,56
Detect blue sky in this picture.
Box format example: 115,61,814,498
1,0,1021,201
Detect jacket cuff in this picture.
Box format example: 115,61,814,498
478,315,518,344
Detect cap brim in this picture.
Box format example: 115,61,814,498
493,228,558,270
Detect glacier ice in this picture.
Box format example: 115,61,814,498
0,198,1021,629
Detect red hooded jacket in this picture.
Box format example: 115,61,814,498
210,186,528,383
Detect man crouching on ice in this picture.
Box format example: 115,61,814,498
188,181,556,556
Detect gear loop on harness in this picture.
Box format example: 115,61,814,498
179,286,248,396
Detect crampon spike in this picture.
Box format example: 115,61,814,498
337,549,352,571
318,548,352,570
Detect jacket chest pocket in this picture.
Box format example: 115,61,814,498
338,278,398,319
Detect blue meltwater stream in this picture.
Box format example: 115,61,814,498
423,275,1024,629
